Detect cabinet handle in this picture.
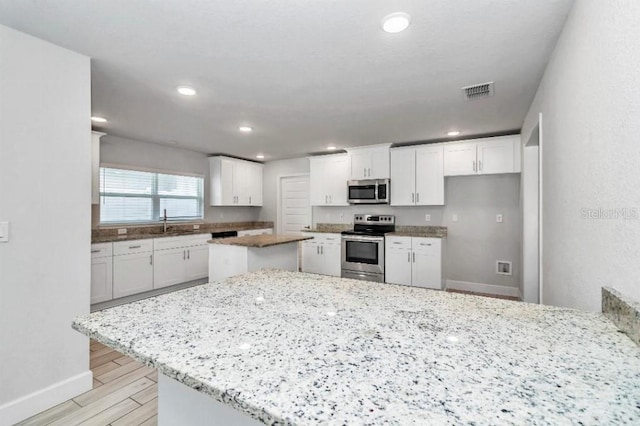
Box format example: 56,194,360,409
416,193,420,203
364,167,366,177
129,245,141,249
329,195,332,204
473,161,476,172
150,255,153,265
478,160,482,172
317,246,319,254
413,252,416,263
325,195,328,204
407,252,410,262
91,249,100,253
321,246,324,255
393,242,402,245
368,168,371,177
412,193,415,203
183,250,186,260
249,196,252,204
420,243,432,246
188,249,190,259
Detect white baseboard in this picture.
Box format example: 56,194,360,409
445,280,520,298
0,370,92,426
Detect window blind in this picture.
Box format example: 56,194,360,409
100,167,204,224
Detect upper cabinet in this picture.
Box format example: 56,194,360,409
209,156,263,206
346,144,391,180
390,145,444,206
309,153,349,206
91,131,105,204
443,135,521,176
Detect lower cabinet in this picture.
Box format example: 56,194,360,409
301,233,341,277
113,250,154,298
91,255,113,304
153,235,211,289
385,236,442,289
184,245,209,282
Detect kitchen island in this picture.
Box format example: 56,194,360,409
208,234,312,281
72,270,640,425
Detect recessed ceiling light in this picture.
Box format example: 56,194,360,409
239,126,253,133
256,154,265,159
91,116,107,123
447,131,461,137
327,146,337,151
382,12,411,33
177,86,197,96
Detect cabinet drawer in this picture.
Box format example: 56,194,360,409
153,236,196,251
188,233,214,246
320,233,341,245
386,236,411,249
113,239,153,255
412,237,441,252
91,242,113,258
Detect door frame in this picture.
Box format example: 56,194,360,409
276,173,311,234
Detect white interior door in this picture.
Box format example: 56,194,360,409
279,174,310,234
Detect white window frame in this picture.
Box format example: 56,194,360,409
99,163,205,225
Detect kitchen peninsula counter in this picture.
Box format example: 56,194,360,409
208,233,312,248
73,270,640,425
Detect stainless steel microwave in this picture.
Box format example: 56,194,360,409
347,179,390,204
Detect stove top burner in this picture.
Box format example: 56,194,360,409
342,214,396,237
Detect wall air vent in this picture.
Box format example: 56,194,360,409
462,81,495,101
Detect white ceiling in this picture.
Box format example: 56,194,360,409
0,0,573,161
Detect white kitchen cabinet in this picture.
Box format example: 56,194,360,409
390,145,444,206
443,135,521,176
209,156,263,206
347,144,391,179
91,131,105,204
91,242,113,304
237,228,273,237
385,236,442,289
153,234,211,288
309,154,349,206
301,233,341,276
113,250,154,298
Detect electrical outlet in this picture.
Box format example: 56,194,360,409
425,214,431,222
496,261,512,275
339,213,344,220
496,214,503,223
193,224,200,230
452,214,458,223
117,228,127,235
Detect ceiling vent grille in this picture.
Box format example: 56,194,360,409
462,81,495,101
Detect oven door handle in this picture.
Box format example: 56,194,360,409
341,235,384,242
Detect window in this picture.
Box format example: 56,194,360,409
99,167,204,224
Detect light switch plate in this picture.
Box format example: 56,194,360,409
452,214,458,223
496,214,503,223
0,221,9,242
193,224,200,230
425,214,431,222
117,228,127,235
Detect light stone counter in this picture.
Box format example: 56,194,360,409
73,270,640,425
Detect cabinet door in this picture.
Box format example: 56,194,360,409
220,158,236,205
412,239,442,289
322,242,342,277
186,245,209,281
246,162,263,206
477,138,515,175
369,146,390,179
232,160,250,205
385,247,412,286
302,241,323,274
350,150,370,180
443,142,477,176
113,252,154,298
390,149,416,206
153,248,186,289
309,157,327,206
91,256,113,304
415,145,444,206
327,155,349,206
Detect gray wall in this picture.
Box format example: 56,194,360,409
97,135,261,226
521,1,640,311
260,158,521,289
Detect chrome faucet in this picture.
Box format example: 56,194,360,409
163,209,168,233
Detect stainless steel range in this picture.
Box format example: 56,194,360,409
341,214,395,282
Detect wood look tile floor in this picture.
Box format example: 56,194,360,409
17,340,158,426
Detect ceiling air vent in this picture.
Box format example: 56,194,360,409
462,81,495,101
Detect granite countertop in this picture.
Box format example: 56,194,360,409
208,234,313,248
73,270,640,425
388,225,448,238
91,222,274,244
301,223,352,234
